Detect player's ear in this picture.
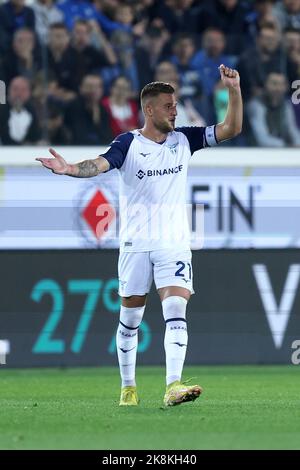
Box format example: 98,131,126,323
145,101,153,117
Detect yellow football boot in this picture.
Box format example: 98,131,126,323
163,380,203,406
119,386,139,406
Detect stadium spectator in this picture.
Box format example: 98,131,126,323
154,61,206,127
245,0,279,43
64,74,113,145
71,19,116,89
93,0,131,36
0,0,35,55
86,19,117,61
0,76,42,145
284,26,300,71
156,59,213,124
169,34,203,105
136,25,169,71
102,76,139,136
135,26,169,88
247,71,300,146
56,0,98,31
192,28,236,98
46,101,71,144
172,80,206,128
104,1,148,38
57,0,130,35
130,0,158,34
238,23,297,101
32,0,64,46
0,0,297,148
273,0,300,30
282,27,300,128
150,0,198,35
0,27,41,86
46,22,77,102
113,3,136,31
154,61,179,85
108,29,152,94
93,0,119,20
193,0,251,56
284,25,300,51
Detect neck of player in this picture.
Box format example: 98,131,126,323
139,124,169,144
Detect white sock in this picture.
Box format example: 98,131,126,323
116,305,145,388
162,296,188,386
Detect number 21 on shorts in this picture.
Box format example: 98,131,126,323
175,261,192,280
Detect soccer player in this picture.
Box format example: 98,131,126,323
36,65,242,406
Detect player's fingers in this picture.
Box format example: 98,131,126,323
230,68,237,77
225,67,233,78
43,162,53,169
36,158,53,168
226,68,235,78
219,64,225,78
49,148,61,159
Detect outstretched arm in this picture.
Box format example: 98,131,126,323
36,148,110,177
215,64,243,142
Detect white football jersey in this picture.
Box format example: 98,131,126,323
102,126,218,252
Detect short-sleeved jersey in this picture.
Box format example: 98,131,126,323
101,126,218,252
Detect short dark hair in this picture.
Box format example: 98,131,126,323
258,22,277,33
174,32,195,45
140,82,175,105
80,73,103,87
203,27,224,37
73,19,89,29
13,27,35,39
50,22,68,32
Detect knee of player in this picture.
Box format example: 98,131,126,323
119,304,146,328
162,296,187,319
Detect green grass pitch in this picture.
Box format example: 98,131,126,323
0,366,300,450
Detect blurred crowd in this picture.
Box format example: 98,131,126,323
0,0,300,147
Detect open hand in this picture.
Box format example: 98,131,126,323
35,148,69,174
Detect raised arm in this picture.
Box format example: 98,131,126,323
36,148,110,177
215,64,243,143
